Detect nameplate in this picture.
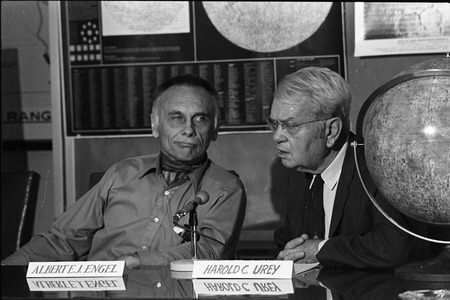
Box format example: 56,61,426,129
26,261,124,278
193,279,293,296
26,277,126,291
192,260,293,279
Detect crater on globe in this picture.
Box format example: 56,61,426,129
354,56,449,282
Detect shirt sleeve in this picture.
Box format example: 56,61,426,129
1,165,116,265
316,191,416,269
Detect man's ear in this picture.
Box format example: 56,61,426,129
211,119,220,142
211,129,218,142
325,117,342,148
151,116,159,138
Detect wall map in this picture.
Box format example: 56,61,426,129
61,1,345,135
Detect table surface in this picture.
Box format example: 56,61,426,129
2,265,449,300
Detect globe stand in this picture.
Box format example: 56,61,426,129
353,141,450,282
354,58,450,283
394,246,450,282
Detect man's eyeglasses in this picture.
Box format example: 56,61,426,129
266,117,329,135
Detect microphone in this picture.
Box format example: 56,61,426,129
173,191,209,224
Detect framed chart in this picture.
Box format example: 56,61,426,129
61,1,345,135
354,2,450,57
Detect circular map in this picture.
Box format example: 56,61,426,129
202,2,332,53
364,58,450,225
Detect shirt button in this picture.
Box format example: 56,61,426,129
154,217,159,223
164,191,169,195
156,282,161,288
142,246,148,250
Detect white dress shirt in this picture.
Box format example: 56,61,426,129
315,141,348,249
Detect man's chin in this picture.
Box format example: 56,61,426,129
279,157,295,169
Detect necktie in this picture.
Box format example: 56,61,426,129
162,170,179,185
310,174,325,239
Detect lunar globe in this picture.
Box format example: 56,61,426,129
355,56,450,281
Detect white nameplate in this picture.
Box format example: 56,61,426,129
193,279,293,296
26,277,126,291
26,261,124,278
192,260,293,279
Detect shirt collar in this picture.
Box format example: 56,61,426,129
186,159,210,192
320,141,348,191
138,154,160,179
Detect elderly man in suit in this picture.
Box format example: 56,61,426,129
268,66,431,269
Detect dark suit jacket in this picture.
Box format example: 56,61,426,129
274,134,433,269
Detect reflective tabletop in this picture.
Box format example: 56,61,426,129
2,265,449,300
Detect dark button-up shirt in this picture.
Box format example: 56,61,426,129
2,154,247,265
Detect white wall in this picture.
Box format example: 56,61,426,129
1,1,54,234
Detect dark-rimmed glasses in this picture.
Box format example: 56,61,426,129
266,117,329,135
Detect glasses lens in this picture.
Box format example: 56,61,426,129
266,118,277,131
267,117,330,134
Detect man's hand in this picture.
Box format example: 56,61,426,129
116,252,141,269
277,234,322,263
292,268,322,288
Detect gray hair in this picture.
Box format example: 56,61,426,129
150,74,220,130
274,66,352,134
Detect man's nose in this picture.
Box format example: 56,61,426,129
182,120,196,137
272,126,287,143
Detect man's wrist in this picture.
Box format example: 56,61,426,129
122,252,141,269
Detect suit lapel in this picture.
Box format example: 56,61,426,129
288,169,310,238
329,136,357,237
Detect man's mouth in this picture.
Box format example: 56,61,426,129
277,147,288,154
177,142,197,148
